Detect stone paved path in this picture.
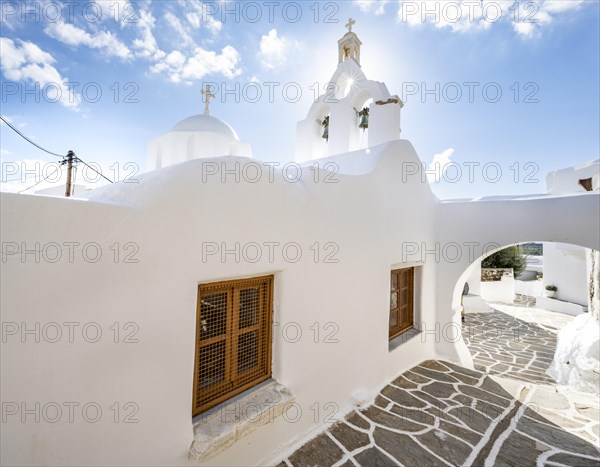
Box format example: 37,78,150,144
279,307,600,466
463,308,557,384
464,306,600,452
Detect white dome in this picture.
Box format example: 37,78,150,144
171,114,239,141
147,112,252,171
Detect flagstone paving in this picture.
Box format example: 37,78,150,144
279,305,600,466
463,308,557,384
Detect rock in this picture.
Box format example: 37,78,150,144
373,428,446,466
380,386,427,408
494,431,548,466
410,366,459,383
416,429,472,465
421,381,456,399
329,422,370,452
361,406,426,432
288,433,343,467
354,447,397,466
345,411,370,430
547,452,600,467
517,416,600,458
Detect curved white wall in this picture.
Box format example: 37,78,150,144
2,140,439,466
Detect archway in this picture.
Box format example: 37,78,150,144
455,241,593,384
433,193,600,367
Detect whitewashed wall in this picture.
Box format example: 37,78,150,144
464,262,481,296
2,142,599,466
481,276,516,303
1,140,438,467
543,242,589,305
515,279,544,297
546,160,599,195
542,161,599,307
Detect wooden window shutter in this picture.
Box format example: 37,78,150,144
389,268,414,339
193,275,273,416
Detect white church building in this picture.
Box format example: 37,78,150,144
1,24,599,466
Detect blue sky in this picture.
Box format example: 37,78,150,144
1,0,598,199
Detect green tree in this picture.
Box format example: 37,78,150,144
482,246,527,277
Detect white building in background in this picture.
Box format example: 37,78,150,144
147,86,251,171
546,160,600,195
464,160,599,314
1,24,599,467
539,160,600,314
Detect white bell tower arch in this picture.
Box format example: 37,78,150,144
295,20,404,163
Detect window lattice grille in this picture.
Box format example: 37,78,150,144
193,276,273,416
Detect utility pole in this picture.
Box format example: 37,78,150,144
65,150,75,197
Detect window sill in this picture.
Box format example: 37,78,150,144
189,380,294,463
388,327,421,352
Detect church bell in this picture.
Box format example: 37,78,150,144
322,115,330,141
358,107,369,131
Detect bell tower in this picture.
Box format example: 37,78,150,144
295,21,403,163
338,18,362,66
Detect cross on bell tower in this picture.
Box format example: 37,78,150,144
345,18,355,32
201,85,216,115
338,18,362,66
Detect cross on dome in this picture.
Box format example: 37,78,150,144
345,18,356,33
201,85,216,115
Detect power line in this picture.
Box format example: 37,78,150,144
18,165,63,194
74,157,113,184
0,116,114,184
0,115,64,158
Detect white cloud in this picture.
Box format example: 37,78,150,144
44,21,132,60
93,1,131,24
427,148,455,183
183,0,223,34
398,1,501,32
150,46,241,83
164,11,196,48
124,5,239,83
0,37,81,109
132,9,166,61
512,21,536,38
394,0,588,38
543,0,585,14
259,29,293,69
355,1,389,15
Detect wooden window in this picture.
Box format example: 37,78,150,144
193,275,273,416
389,268,414,339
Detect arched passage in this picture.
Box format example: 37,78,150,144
433,192,600,366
